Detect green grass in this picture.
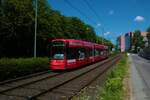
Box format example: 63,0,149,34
0,57,49,81
99,54,128,100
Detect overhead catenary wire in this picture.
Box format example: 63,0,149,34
64,0,109,44
64,0,97,25
84,0,107,29
84,0,102,22
84,0,108,43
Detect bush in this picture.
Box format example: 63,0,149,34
0,57,49,81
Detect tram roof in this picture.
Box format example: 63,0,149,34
51,39,107,49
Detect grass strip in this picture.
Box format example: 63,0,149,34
99,54,128,100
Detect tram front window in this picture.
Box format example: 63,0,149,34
52,41,65,60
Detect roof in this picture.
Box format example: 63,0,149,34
141,32,148,37
51,39,107,49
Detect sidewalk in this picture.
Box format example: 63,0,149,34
128,54,150,100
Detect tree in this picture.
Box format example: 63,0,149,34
132,30,144,53
0,0,113,58
0,0,35,57
146,27,150,47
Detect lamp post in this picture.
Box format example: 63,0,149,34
101,27,104,44
34,0,38,58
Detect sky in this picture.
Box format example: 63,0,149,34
48,0,150,44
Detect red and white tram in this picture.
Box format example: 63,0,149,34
49,39,109,70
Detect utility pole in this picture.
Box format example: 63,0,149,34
34,0,38,58
102,27,104,44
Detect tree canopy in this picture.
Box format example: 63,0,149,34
146,27,150,47
0,0,113,58
132,30,144,52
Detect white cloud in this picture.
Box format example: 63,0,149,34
97,23,101,27
134,16,144,22
104,32,111,36
109,10,114,15
95,23,101,28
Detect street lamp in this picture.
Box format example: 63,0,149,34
101,27,104,44
34,0,38,58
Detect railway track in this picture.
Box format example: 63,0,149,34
0,54,121,100
0,71,48,85
0,72,64,95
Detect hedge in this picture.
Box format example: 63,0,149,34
0,57,49,81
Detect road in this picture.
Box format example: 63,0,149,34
129,54,150,100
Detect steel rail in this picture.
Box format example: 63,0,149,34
0,71,48,85
0,72,64,94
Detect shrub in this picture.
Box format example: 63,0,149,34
0,57,49,81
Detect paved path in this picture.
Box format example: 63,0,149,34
129,54,150,100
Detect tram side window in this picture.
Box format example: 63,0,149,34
100,49,104,56
86,48,90,58
98,49,101,55
78,48,85,59
89,48,93,57
94,49,99,56
95,49,103,56
67,48,86,59
67,48,78,59
103,50,106,56
85,48,92,58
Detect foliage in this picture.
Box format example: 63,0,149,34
95,36,114,50
0,57,49,81
0,0,35,57
132,30,144,53
146,27,150,47
0,0,113,58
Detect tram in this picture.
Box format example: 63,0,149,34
49,39,109,70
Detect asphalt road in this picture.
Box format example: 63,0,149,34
129,54,150,100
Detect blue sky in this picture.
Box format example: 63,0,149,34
48,0,150,44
